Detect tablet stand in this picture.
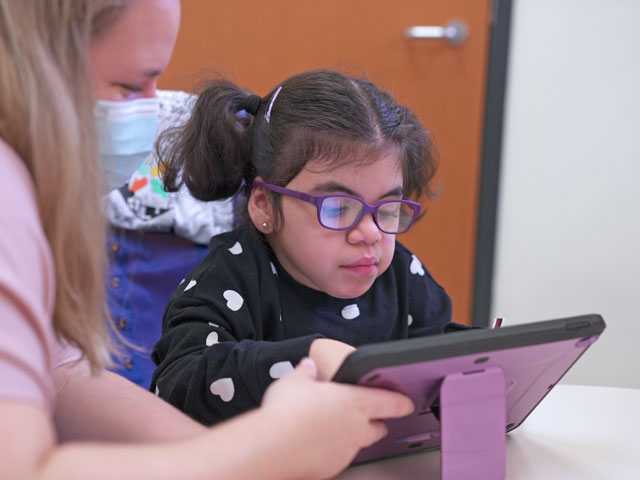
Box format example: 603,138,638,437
439,366,506,480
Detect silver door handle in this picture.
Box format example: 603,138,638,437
403,20,469,47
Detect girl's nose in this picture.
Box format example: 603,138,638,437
347,213,382,244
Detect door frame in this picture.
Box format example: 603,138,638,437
473,0,513,326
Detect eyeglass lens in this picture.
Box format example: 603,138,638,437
319,197,414,233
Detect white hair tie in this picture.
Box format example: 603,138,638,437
265,86,282,124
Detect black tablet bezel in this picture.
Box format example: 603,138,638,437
333,314,605,386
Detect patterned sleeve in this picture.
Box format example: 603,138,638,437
403,249,453,337
150,232,321,425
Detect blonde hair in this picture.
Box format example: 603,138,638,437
0,0,132,368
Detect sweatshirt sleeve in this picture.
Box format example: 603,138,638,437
151,232,321,425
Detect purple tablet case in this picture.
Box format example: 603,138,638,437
332,314,605,479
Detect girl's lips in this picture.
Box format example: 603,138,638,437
342,258,378,275
343,264,377,275
343,257,377,268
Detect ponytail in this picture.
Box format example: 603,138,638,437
159,70,438,214
158,80,261,201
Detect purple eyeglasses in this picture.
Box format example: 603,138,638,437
250,180,421,234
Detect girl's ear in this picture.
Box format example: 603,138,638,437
247,177,275,233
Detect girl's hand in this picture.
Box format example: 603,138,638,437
261,358,414,479
309,338,357,381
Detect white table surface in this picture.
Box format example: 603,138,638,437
333,384,640,480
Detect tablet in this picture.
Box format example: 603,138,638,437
333,314,605,465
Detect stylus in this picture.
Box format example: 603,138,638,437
492,317,503,328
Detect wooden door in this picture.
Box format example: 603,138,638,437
159,0,492,325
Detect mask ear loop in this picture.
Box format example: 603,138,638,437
265,86,282,124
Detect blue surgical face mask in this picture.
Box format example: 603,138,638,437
95,97,159,192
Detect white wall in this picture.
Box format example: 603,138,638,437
492,0,640,388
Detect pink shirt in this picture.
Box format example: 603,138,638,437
0,138,57,411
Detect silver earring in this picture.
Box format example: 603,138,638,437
261,222,268,230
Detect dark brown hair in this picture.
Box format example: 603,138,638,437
159,70,438,221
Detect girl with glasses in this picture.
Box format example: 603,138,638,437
152,70,453,425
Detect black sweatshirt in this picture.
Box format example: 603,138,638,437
151,227,452,425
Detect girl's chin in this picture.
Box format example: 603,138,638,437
327,281,375,300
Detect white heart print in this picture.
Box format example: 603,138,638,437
184,279,197,291
341,304,360,320
206,331,219,346
270,262,277,275
154,385,160,396
269,361,294,379
410,255,425,276
210,378,235,402
223,290,244,311
228,242,243,255
408,314,414,326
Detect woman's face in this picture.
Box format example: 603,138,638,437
90,0,181,101
263,152,404,300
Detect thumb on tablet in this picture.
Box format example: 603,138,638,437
358,386,415,420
